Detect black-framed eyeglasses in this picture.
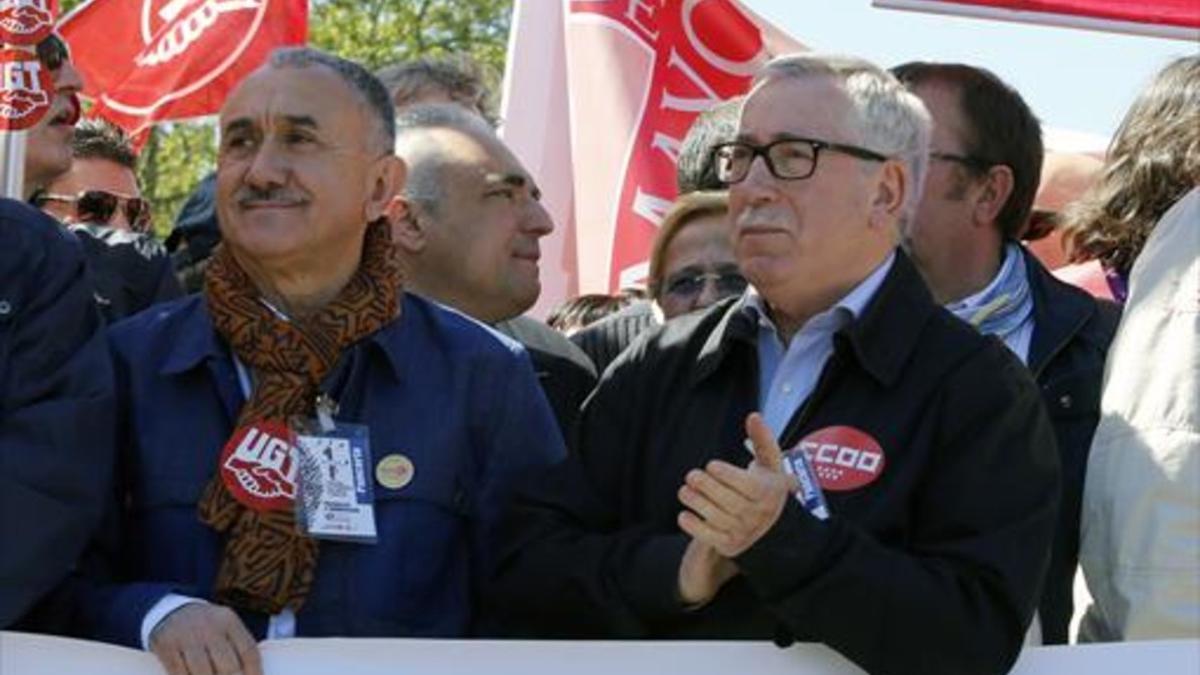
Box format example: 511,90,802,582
929,151,995,172
712,138,890,184
37,190,152,233
36,33,71,72
663,269,748,299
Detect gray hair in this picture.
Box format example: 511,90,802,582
754,54,931,223
393,103,499,216
268,47,396,155
375,55,497,127
677,98,740,194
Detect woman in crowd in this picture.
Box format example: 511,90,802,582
1073,54,1199,642
1061,55,1200,304
648,191,746,321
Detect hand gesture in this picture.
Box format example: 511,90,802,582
677,413,797,558
676,538,738,607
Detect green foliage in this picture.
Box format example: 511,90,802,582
310,0,511,74
66,0,512,237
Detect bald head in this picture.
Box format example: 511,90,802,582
394,103,503,215
391,103,553,323
1035,152,1102,215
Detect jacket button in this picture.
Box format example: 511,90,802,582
0,300,11,316
1059,394,1073,409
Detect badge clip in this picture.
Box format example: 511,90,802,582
745,438,830,521
290,413,377,544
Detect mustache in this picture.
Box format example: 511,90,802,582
235,187,304,208
733,205,782,226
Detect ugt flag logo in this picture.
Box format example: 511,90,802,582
59,0,307,137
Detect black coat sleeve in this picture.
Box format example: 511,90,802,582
735,348,1060,675
485,343,691,637
0,204,117,628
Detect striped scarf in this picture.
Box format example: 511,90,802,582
197,219,402,615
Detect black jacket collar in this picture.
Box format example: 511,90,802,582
694,250,936,389
1022,246,1104,376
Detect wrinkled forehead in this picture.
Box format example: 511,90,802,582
220,65,365,136
737,74,854,143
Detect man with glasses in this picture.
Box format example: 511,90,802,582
36,119,182,322
490,54,1058,675
892,61,1119,645
23,33,83,200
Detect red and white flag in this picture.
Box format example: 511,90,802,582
500,0,804,315
874,0,1200,40
59,0,308,137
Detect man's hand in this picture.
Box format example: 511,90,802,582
677,413,797,558
677,539,738,607
149,603,263,675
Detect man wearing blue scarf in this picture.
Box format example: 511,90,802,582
893,62,1120,645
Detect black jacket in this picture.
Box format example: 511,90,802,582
496,315,597,447
71,225,184,324
1022,249,1119,644
491,252,1060,675
570,300,658,374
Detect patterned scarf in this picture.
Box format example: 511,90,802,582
946,242,1033,342
198,219,402,615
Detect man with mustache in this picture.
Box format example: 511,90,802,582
390,103,595,445
490,54,1059,675
80,48,564,675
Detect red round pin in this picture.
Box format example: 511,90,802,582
219,419,297,511
792,425,886,492
0,48,54,131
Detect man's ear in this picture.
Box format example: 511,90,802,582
868,159,908,231
365,155,407,223
972,164,1014,227
389,196,427,255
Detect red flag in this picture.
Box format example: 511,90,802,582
0,0,59,46
501,0,804,311
874,0,1200,39
58,0,307,137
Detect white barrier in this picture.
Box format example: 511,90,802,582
2,632,1197,674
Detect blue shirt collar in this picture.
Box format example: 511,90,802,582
743,251,896,345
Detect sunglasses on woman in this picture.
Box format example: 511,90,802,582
38,190,153,233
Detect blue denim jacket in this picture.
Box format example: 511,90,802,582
84,292,565,646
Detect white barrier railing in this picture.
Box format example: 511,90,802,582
2,631,1197,674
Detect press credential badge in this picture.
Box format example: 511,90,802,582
291,395,377,543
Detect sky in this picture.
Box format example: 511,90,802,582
744,1,1198,145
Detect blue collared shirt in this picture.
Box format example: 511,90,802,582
746,252,896,437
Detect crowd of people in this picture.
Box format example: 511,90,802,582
0,23,1196,675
